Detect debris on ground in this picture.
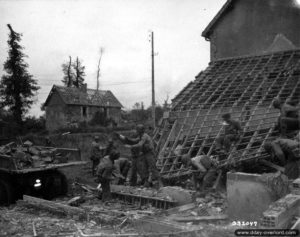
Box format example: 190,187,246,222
0,141,79,169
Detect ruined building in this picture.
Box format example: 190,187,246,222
44,85,123,131
154,0,300,179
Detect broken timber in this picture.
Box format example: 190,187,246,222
111,191,177,209
171,215,228,223
155,49,300,179
18,195,87,219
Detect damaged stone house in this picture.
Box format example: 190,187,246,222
44,85,123,131
154,0,300,179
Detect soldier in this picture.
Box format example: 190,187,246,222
272,98,300,136
216,113,242,152
113,157,131,185
129,146,149,186
104,138,117,156
264,138,300,179
181,154,218,191
120,124,162,188
96,150,120,202
116,131,149,186
90,136,104,176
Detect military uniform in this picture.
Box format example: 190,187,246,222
113,157,131,185
190,155,217,191
121,130,161,187
279,103,300,136
131,133,160,183
129,146,149,186
96,155,116,202
90,140,104,176
266,138,300,179
216,119,242,151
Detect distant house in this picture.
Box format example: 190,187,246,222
202,0,300,60
44,84,123,131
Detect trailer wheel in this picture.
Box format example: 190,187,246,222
59,172,68,196
0,179,13,206
43,171,68,199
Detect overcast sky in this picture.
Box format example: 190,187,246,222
0,0,226,116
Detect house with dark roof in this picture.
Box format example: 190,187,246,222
44,84,123,131
153,0,300,180
202,0,300,61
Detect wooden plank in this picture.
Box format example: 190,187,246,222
163,203,196,215
259,160,285,172
11,161,87,174
172,215,228,223
19,195,87,219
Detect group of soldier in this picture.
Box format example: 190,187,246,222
90,97,300,201
263,97,300,179
175,97,300,191
90,124,162,202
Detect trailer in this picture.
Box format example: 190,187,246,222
0,145,86,205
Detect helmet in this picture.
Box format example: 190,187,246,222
272,98,281,109
222,113,231,120
264,142,273,152
181,154,191,165
110,150,120,160
136,124,145,133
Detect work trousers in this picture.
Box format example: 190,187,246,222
193,168,217,191
130,156,148,186
100,178,111,202
91,159,100,176
284,161,299,179
144,152,160,182
216,134,238,151
279,117,300,136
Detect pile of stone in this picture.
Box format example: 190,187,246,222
0,141,69,169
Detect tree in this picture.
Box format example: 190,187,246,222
61,56,73,87
0,24,39,128
73,57,85,88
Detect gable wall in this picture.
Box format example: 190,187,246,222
209,0,300,60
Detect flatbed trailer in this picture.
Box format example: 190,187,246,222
0,146,86,205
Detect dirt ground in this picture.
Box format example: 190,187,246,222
0,137,238,236
0,194,236,237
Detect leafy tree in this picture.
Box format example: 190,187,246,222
61,56,73,87
0,24,39,128
73,57,85,88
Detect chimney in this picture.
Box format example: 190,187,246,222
81,83,87,93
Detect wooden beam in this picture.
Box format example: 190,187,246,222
260,160,285,173
19,195,87,219
171,214,228,223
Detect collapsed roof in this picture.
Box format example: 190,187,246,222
155,49,300,178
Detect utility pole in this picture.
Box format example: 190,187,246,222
150,31,156,128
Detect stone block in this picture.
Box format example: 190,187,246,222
158,186,196,205
227,172,280,222
291,178,300,195
261,194,300,228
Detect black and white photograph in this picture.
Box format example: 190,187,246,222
0,0,300,236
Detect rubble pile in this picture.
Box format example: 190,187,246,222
0,141,70,169
0,196,164,236
111,184,175,201
164,192,228,223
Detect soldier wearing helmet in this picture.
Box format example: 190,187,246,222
272,97,300,136
264,138,300,179
118,124,162,188
90,135,105,176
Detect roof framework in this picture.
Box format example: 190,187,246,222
154,50,300,179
